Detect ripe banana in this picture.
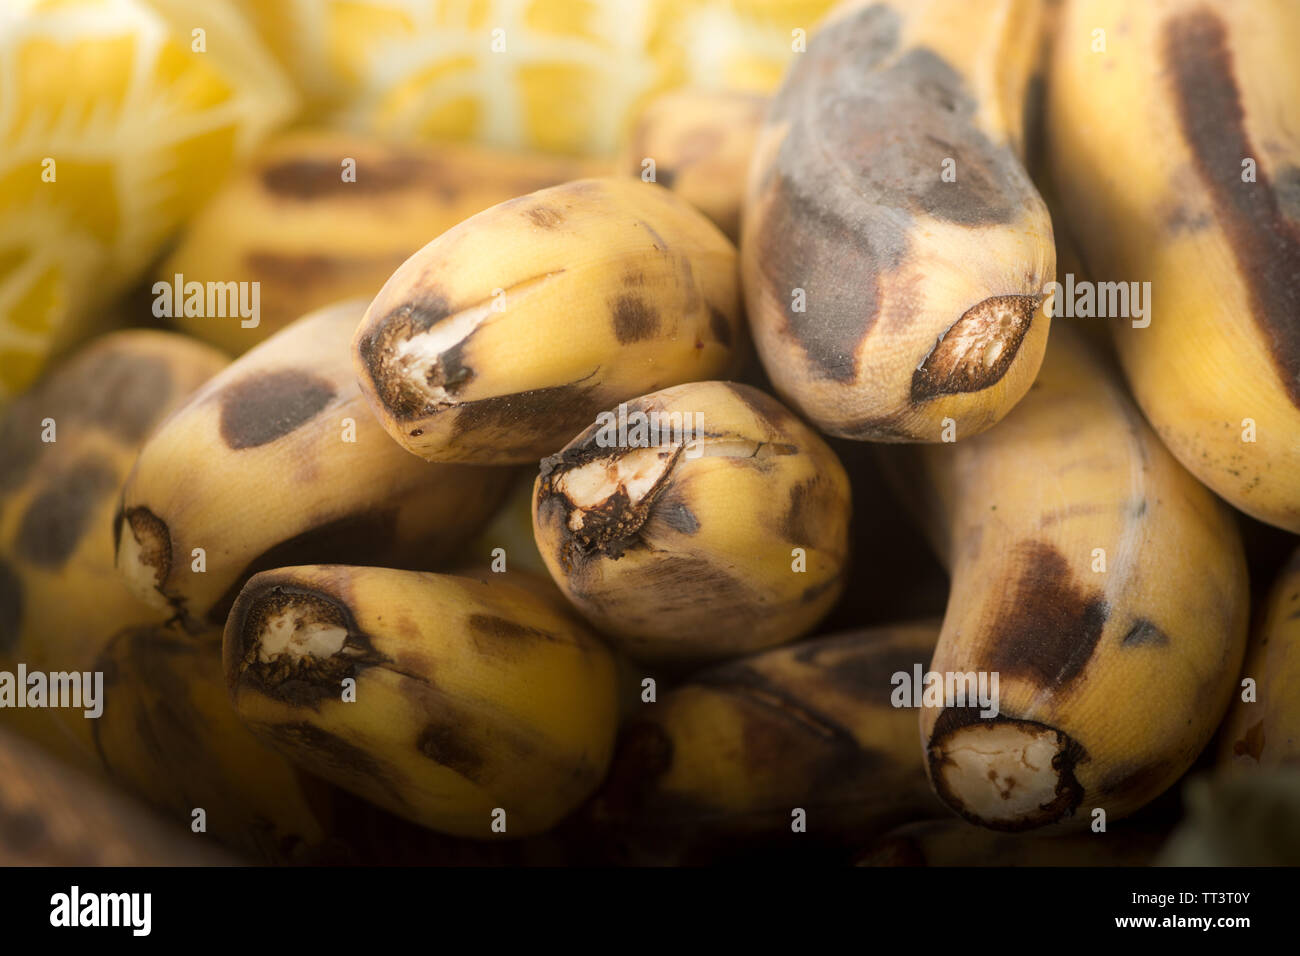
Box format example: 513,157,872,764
859,818,1165,867
1046,0,1300,532
352,177,744,465
223,565,619,838
532,381,850,664
741,0,1054,442
892,322,1248,831
115,299,511,634
0,725,234,866
1218,547,1300,772
620,89,768,241
585,622,945,865
162,129,606,354
0,330,226,766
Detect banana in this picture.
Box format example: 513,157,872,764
0,725,235,866
858,818,1165,867
162,129,607,354
585,622,945,865
223,565,619,838
532,381,850,665
1218,547,1300,772
1046,0,1300,532
889,322,1249,831
352,177,744,465
0,330,226,766
741,0,1054,442
114,299,511,634
620,89,768,241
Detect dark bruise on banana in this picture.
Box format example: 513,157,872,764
741,0,1053,442
586,623,945,864
352,177,743,465
533,381,850,665
905,324,1249,832
223,565,619,837
114,300,510,634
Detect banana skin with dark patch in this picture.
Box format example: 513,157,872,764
741,0,1054,442
1047,0,1300,532
887,323,1248,831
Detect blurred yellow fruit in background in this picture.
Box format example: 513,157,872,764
0,0,295,397
233,0,833,156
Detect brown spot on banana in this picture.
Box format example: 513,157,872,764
1164,9,1300,406
985,541,1109,688
533,381,850,664
741,1,1054,441
352,178,743,464
73,350,175,443
15,456,119,568
524,205,564,229
219,369,336,449
610,294,659,343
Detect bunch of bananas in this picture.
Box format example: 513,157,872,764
2,0,1298,868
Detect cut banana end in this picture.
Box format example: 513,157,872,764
115,506,172,615
928,714,1084,831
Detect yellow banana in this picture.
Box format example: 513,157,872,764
741,0,1054,442
532,381,850,664
115,300,511,634
0,725,234,866
620,89,768,241
891,322,1248,831
352,177,744,464
1046,0,1300,532
0,330,226,766
585,622,945,864
223,565,619,838
859,818,1165,866
162,129,607,354
1218,547,1300,772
